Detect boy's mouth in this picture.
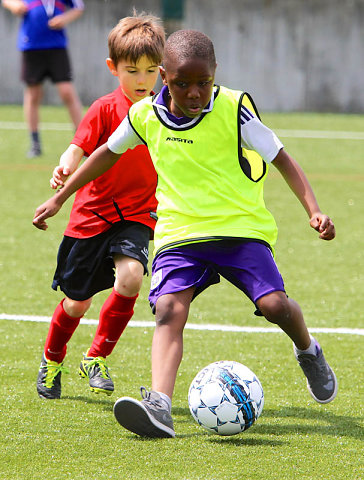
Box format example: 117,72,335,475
135,89,147,97
186,105,202,116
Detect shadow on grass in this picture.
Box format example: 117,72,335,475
122,433,283,446
205,435,284,446
62,394,114,409
170,407,283,444
259,407,363,441
172,406,363,443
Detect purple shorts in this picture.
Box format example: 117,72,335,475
148,239,285,314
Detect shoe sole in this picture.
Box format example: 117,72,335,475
37,392,60,400
90,386,113,396
79,368,114,395
307,369,338,404
113,397,175,438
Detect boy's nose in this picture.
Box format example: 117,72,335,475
187,86,200,98
136,74,146,84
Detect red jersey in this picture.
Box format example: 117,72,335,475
64,87,157,238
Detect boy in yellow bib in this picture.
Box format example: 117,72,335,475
33,30,337,438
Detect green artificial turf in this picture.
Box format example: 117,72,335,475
0,106,363,480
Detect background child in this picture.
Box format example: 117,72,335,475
35,13,165,399
32,29,337,437
2,0,84,157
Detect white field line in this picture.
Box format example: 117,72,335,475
0,121,73,131
0,121,364,140
275,129,364,140
1,313,363,336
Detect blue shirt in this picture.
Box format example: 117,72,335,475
17,0,84,51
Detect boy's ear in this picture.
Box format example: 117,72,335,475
159,66,168,86
106,58,118,77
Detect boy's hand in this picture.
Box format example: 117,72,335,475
7,0,27,16
33,196,63,230
50,165,71,189
310,213,335,240
48,8,83,29
48,15,67,30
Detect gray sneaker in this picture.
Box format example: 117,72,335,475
294,341,338,404
113,387,175,438
27,142,42,158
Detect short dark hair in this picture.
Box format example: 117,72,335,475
164,30,216,69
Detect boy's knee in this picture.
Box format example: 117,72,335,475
155,295,187,327
57,83,75,104
114,267,143,297
256,292,291,324
63,297,92,318
155,296,175,325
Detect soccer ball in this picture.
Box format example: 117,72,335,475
188,360,264,436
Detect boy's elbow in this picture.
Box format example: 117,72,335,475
72,8,83,19
106,147,120,162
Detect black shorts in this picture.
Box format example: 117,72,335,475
52,221,151,301
21,48,73,85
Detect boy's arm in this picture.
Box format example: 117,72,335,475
33,144,119,230
272,149,335,240
48,3,83,29
2,0,27,16
50,144,84,189
52,93,108,188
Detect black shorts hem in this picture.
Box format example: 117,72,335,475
52,221,151,300
21,49,73,85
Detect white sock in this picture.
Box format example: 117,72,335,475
295,335,319,356
157,391,172,412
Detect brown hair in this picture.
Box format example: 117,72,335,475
108,11,165,66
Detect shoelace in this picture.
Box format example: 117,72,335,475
43,362,69,388
84,356,110,379
299,354,327,379
140,386,163,407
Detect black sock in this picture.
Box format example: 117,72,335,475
31,131,40,144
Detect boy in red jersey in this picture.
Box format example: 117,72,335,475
36,13,165,399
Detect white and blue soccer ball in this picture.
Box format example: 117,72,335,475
188,360,264,436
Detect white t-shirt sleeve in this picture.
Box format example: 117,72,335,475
240,115,284,163
107,117,143,154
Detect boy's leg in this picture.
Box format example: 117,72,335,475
21,50,46,157
45,297,91,362
257,292,337,403
113,245,215,437
80,256,142,394
37,297,91,399
215,241,336,404
88,255,142,357
56,81,82,129
23,84,43,157
49,48,82,129
113,288,194,438
256,292,310,349
151,289,194,398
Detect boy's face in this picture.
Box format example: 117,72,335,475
106,55,160,104
160,56,216,118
